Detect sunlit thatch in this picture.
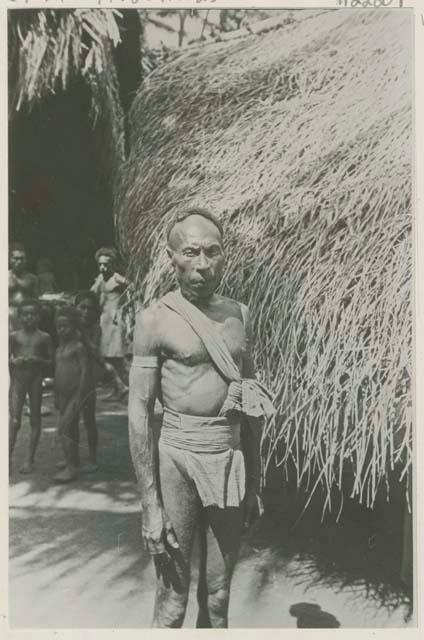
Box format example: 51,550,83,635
119,9,412,513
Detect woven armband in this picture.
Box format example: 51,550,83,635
131,355,160,369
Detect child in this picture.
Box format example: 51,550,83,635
9,299,53,473
53,305,90,483
75,290,100,472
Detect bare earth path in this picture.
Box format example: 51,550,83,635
9,392,412,628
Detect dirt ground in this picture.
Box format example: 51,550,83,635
9,390,413,629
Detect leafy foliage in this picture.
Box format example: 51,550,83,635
9,9,121,111
8,9,125,199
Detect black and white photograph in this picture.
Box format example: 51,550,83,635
6,2,417,631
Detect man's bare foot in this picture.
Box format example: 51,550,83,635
20,462,33,474
80,463,98,473
53,469,78,483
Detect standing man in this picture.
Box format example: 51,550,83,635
9,243,38,331
128,209,274,628
91,247,129,400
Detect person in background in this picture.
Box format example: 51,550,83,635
53,305,90,483
91,247,129,401
9,243,38,332
36,257,58,295
75,290,101,472
9,299,53,474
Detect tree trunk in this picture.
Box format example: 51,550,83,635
112,9,143,157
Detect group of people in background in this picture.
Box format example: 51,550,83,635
8,243,132,483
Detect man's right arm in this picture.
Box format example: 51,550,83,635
90,275,101,295
128,305,178,557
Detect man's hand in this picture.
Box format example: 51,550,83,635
142,506,180,586
243,489,264,530
142,506,179,556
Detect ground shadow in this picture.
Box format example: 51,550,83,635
289,602,340,628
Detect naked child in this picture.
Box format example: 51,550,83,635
9,299,53,473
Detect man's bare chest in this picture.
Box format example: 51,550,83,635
161,314,246,366
9,273,34,295
15,332,44,353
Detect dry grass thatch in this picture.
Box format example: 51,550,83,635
8,9,125,187
117,10,413,514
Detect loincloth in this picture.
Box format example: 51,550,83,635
159,408,245,509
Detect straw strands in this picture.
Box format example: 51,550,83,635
118,10,413,513
8,9,125,187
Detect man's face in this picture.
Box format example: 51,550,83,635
168,215,225,301
97,255,114,280
10,250,26,275
55,317,75,342
20,304,39,331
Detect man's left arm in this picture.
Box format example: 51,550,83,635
240,304,264,526
115,272,129,288
90,275,101,295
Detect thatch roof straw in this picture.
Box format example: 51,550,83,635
8,9,125,190
117,10,412,514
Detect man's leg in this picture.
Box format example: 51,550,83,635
196,505,244,628
82,389,98,470
152,444,199,628
114,357,129,387
9,372,27,462
22,371,43,473
104,358,128,399
54,405,79,482
196,517,210,627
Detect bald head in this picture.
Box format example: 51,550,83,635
167,214,223,251
166,209,223,246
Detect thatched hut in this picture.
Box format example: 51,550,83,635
118,9,413,514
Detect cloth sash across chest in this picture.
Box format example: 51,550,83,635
161,290,275,421
158,290,274,509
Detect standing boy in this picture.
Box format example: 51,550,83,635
9,300,53,473
75,290,101,472
53,305,90,483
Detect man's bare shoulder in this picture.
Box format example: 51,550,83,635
215,294,249,320
37,329,51,339
135,299,169,326
133,299,174,349
12,329,30,342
